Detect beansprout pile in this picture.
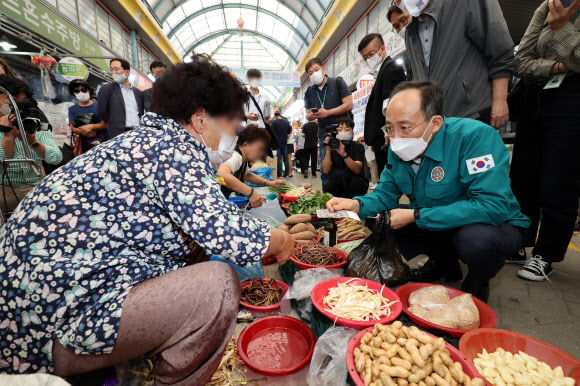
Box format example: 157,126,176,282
295,244,341,266
284,187,306,197
323,279,399,321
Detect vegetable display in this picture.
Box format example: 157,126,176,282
473,348,575,386
278,215,317,243
268,185,293,194
354,323,485,386
241,279,285,307
288,193,334,215
334,239,365,254
316,218,369,240
323,279,399,321
294,244,341,266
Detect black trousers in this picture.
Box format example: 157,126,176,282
394,223,527,294
325,173,369,199
510,76,580,262
301,147,318,174
374,145,389,177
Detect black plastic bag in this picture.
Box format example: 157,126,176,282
345,210,410,286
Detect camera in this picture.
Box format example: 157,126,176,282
0,101,49,134
324,123,340,149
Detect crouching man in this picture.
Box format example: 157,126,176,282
323,117,369,198
326,81,530,302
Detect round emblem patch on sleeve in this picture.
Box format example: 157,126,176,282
431,166,445,182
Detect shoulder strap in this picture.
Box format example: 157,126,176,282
336,76,344,100
249,94,266,123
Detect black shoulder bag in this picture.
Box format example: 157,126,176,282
336,76,354,120
249,94,278,158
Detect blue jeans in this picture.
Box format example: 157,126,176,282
319,138,329,191
277,146,289,177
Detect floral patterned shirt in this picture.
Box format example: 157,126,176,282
0,113,271,373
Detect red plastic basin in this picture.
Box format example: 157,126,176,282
290,246,347,270
459,328,580,385
311,277,402,329
237,315,316,376
396,283,497,338
280,193,300,202
347,326,485,386
239,279,289,312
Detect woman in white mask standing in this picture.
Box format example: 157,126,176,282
67,79,107,154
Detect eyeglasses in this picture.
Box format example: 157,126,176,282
392,16,408,31
385,118,430,136
74,87,88,94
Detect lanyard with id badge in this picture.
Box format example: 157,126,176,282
545,8,580,89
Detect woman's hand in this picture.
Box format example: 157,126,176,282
268,229,295,265
268,179,285,187
548,0,580,34
326,197,360,213
249,190,263,208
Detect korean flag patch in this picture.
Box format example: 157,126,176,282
466,154,495,175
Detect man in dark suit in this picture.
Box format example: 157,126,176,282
143,60,167,112
358,33,406,175
98,58,144,139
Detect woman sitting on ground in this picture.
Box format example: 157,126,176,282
0,54,294,384
67,80,107,154
218,124,285,208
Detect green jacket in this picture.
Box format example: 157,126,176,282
355,117,530,231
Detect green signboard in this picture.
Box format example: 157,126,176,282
1,0,109,71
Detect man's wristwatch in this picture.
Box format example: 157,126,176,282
354,198,363,210
414,208,421,221
30,141,40,149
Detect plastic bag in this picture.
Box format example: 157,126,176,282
345,210,410,286
280,267,344,320
245,199,287,229
307,327,358,386
408,290,480,330
209,256,265,283
245,167,273,187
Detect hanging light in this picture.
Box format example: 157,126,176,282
0,35,16,51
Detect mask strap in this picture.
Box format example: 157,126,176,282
421,117,435,143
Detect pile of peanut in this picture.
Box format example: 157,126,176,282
354,322,484,386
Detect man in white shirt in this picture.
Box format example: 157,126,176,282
244,69,272,129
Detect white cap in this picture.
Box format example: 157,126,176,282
382,98,390,116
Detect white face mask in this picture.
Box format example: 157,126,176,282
398,26,407,39
366,50,384,71
389,117,434,161
75,92,90,103
112,73,128,84
401,0,428,17
198,118,238,166
0,100,12,116
249,79,260,89
310,70,324,86
336,131,353,141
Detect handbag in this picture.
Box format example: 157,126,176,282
249,94,279,158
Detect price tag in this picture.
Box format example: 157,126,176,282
316,209,360,220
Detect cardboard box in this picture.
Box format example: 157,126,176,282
266,155,277,179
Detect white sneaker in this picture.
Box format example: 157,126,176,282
517,256,552,282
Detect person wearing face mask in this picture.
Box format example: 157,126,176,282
97,58,144,139
387,5,411,38
326,81,530,302
244,68,272,130
358,33,406,175
0,75,62,213
143,60,167,112
400,0,517,130
217,124,285,207
304,58,353,191
0,55,295,383
322,117,368,198
67,80,107,154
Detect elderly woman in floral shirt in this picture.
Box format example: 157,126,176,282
0,55,295,385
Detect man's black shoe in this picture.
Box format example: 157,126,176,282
312,173,317,177
506,248,527,264
304,172,308,178
409,258,463,283
473,284,490,303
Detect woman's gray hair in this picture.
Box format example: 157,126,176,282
390,81,445,118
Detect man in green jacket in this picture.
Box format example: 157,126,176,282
327,81,530,302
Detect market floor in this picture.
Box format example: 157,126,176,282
270,173,580,359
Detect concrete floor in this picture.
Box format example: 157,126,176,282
275,171,580,358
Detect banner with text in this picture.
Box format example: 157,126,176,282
352,83,374,139
2,0,108,71
229,68,301,88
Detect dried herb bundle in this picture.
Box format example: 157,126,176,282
240,278,285,307
295,244,341,266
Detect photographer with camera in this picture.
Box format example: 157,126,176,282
0,75,62,212
322,117,368,198
68,80,107,154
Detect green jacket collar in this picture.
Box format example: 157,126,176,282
423,117,447,163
